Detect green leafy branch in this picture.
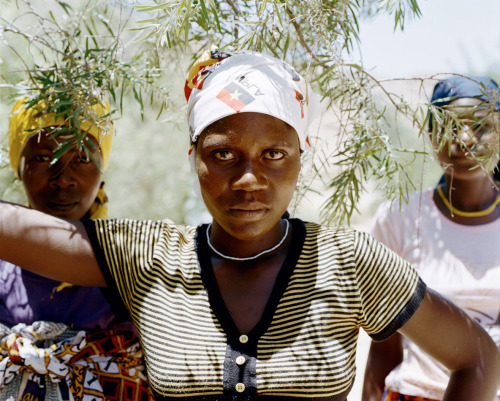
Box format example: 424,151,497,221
131,0,428,224
1,0,169,163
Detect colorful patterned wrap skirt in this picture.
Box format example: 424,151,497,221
0,321,155,401
382,388,440,401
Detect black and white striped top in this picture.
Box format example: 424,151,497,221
84,218,426,401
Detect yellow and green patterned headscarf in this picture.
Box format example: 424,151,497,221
7,98,113,219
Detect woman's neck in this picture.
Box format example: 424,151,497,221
208,219,290,261
441,176,498,211
434,175,500,225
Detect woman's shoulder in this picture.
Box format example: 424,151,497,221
373,188,436,222
84,218,199,250
89,217,197,234
301,219,358,243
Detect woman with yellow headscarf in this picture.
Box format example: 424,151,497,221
8,97,113,219
0,99,155,401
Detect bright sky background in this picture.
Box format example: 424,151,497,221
353,0,500,78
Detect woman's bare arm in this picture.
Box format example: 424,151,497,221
398,288,500,401
0,201,106,286
361,333,403,401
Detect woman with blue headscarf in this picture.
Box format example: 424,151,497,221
362,75,500,401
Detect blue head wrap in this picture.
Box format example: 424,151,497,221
428,75,500,132
429,75,500,182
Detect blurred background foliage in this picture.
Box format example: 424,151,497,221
0,0,498,226
0,0,209,223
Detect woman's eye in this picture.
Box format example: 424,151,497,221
449,125,460,136
264,150,285,160
213,150,235,161
472,123,492,137
33,154,52,162
75,153,91,163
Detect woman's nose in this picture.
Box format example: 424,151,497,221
230,162,268,191
50,164,76,188
454,125,477,147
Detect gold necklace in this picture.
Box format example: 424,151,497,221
437,185,500,217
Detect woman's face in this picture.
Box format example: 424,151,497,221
432,97,499,180
19,132,104,220
196,112,301,240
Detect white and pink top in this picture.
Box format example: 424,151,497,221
371,187,500,400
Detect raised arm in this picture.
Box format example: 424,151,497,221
0,201,106,287
398,288,500,401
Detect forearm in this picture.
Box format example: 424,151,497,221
443,351,500,401
362,335,404,401
401,289,500,401
361,371,385,401
0,200,105,286
441,295,500,401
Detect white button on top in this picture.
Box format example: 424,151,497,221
235,383,245,392
235,355,246,365
239,334,248,344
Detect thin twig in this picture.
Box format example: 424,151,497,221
285,6,319,63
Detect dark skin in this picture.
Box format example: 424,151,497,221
1,112,499,400
211,250,290,334
195,112,300,334
19,131,104,220
432,98,499,225
362,98,500,401
362,332,403,401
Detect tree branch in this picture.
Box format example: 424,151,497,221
285,6,320,64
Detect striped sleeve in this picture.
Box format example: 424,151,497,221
354,231,426,341
83,218,166,313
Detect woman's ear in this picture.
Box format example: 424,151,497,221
18,158,25,181
189,144,197,173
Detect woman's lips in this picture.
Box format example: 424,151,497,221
47,202,78,211
228,208,268,220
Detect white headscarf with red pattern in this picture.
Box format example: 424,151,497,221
185,48,315,153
